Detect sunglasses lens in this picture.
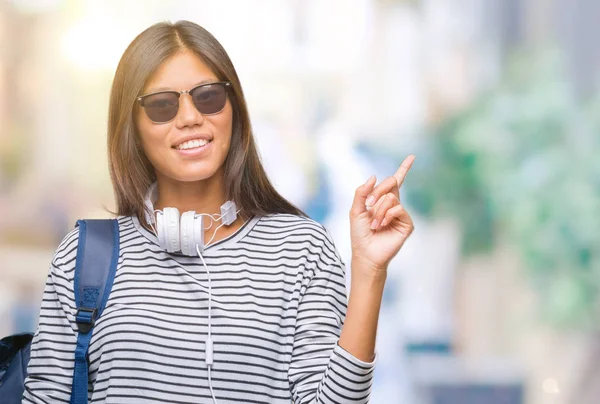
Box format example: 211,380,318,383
191,84,227,114
143,93,179,122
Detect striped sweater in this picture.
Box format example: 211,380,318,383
22,213,375,403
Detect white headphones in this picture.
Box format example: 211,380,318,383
143,182,239,256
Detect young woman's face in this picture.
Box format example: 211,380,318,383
136,51,233,184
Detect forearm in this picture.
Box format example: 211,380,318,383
289,256,376,403
338,259,386,362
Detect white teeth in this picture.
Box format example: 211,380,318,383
176,139,209,150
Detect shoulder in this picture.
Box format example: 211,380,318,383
256,213,332,242
254,213,341,264
50,226,80,277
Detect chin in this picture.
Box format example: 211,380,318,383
164,166,223,184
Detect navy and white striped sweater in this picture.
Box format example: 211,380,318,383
23,213,375,403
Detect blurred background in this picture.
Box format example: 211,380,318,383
0,0,598,403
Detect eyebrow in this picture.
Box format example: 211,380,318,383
146,79,218,93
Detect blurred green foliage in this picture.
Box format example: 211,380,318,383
410,51,600,329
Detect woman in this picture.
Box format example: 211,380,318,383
23,20,415,403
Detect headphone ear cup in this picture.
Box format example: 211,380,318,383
163,207,181,253
156,211,167,251
180,211,196,256
180,212,204,256
194,214,204,254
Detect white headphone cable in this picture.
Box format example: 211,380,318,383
204,221,226,248
196,244,218,404
204,209,242,249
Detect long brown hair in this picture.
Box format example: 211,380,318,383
107,20,306,225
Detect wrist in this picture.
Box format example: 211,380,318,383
351,255,388,283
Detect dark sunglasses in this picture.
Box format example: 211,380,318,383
136,81,232,123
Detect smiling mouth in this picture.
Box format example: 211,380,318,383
173,139,212,150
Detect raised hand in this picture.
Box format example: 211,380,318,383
349,155,415,278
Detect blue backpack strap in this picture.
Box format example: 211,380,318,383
70,219,119,404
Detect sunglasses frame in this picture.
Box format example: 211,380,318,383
136,81,232,123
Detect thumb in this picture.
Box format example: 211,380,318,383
350,175,377,217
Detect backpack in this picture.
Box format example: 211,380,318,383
0,219,120,404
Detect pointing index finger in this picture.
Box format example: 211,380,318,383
394,155,415,188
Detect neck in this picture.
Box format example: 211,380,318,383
154,174,227,216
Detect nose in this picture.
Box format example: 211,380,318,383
175,93,204,128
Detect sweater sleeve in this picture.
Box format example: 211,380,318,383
288,237,376,403
22,229,80,403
